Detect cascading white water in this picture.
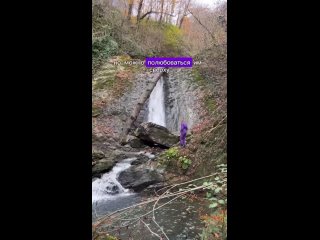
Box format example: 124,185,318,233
148,76,166,126
92,157,136,203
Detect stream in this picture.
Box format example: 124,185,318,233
92,157,141,221
92,155,207,239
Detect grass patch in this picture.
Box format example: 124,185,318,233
192,68,205,85
92,106,103,117
205,97,216,112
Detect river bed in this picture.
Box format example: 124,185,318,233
92,157,209,240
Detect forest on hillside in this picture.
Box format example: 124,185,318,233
92,0,226,71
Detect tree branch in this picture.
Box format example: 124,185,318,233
139,11,175,21
140,219,162,239
187,8,215,41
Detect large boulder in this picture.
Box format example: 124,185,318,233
125,135,145,148
133,122,179,148
118,165,164,192
92,158,115,178
92,150,105,161
131,154,149,165
92,149,125,178
92,149,145,178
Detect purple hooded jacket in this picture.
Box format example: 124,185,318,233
180,121,188,147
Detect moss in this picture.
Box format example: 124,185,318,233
94,235,119,240
119,55,131,62
105,236,118,240
93,77,115,90
192,68,205,85
92,106,103,117
205,98,216,112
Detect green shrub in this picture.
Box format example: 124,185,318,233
179,156,192,169
158,147,179,167
92,37,118,59
160,147,192,171
163,24,183,49
165,147,179,159
92,37,119,72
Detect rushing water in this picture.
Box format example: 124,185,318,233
92,158,136,203
148,76,166,127
92,155,208,239
92,157,142,221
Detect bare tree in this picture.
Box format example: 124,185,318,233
127,0,134,21
178,0,191,28
169,0,176,24
187,8,215,41
159,0,165,22
136,0,144,22
137,0,175,23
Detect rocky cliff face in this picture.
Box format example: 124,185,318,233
93,57,202,140
92,56,155,140
92,56,203,176
164,68,201,133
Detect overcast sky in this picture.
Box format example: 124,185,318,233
194,0,227,9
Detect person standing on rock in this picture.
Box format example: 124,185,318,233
180,120,188,147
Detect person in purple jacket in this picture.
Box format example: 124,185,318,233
180,120,188,147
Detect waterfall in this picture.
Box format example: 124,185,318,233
92,158,136,203
148,76,166,126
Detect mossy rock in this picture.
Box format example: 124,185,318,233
205,98,216,112
92,159,115,178
93,76,115,90
93,234,119,240
92,106,103,117
92,150,105,160
192,68,204,84
95,69,117,78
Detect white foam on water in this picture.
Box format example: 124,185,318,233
92,157,137,203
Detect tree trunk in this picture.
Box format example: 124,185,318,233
170,0,176,24
165,2,170,23
136,0,144,23
179,15,185,28
179,0,191,28
176,11,181,26
120,72,165,143
159,0,164,23
127,0,134,21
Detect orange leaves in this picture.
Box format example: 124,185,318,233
211,214,223,222
115,70,129,80
202,209,226,225
93,100,105,108
214,232,220,238
113,70,133,98
200,214,210,221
